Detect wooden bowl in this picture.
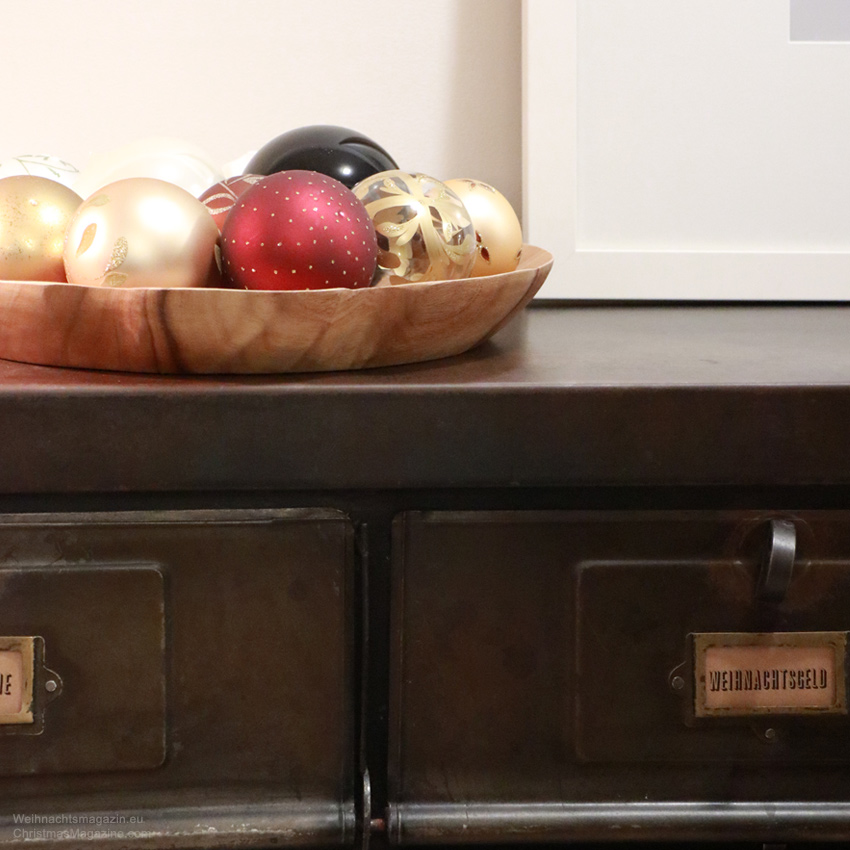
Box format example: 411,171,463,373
0,245,553,374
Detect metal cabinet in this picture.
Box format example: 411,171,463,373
389,510,850,845
0,509,356,849
3,304,850,848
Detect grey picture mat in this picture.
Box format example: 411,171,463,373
791,0,850,42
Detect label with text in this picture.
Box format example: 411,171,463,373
0,651,23,716
0,638,35,724
694,632,847,717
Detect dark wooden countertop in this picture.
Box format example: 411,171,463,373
3,302,850,493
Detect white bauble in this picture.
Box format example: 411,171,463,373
74,137,224,199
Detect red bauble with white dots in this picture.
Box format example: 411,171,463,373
220,169,378,291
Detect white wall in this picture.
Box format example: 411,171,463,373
0,0,522,212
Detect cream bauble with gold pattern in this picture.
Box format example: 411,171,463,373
64,177,220,288
0,176,82,281
444,179,522,277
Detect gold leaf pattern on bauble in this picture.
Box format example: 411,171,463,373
105,236,128,273
76,223,97,257
102,272,128,287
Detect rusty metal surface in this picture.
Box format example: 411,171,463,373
0,509,356,848
1,305,850,492
389,510,850,844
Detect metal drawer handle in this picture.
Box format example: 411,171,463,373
756,518,796,605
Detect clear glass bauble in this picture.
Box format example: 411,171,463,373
353,170,476,283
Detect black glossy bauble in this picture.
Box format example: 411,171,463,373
245,125,398,190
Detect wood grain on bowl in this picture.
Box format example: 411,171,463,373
0,245,553,374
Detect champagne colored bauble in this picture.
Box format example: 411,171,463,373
73,137,224,200
64,178,220,289
0,176,82,281
443,179,523,276
221,170,377,291
199,174,264,232
353,170,476,283
246,125,397,190
0,154,79,188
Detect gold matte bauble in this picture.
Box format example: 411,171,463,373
0,176,82,281
443,179,523,277
352,170,476,283
64,178,220,288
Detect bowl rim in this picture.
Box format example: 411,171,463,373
0,245,553,294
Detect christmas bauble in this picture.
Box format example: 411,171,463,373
222,150,257,179
0,176,82,281
444,179,523,276
199,174,264,232
64,177,220,288
74,137,224,200
0,155,79,188
352,170,476,283
246,126,397,190
221,170,377,291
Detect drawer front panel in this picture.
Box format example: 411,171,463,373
0,509,356,847
389,510,850,842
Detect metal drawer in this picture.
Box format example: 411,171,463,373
389,510,850,845
0,509,356,849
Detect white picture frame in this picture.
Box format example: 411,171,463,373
522,0,850,300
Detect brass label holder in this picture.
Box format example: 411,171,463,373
0,637,35,724
0,636,62,733
693,631,848,718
